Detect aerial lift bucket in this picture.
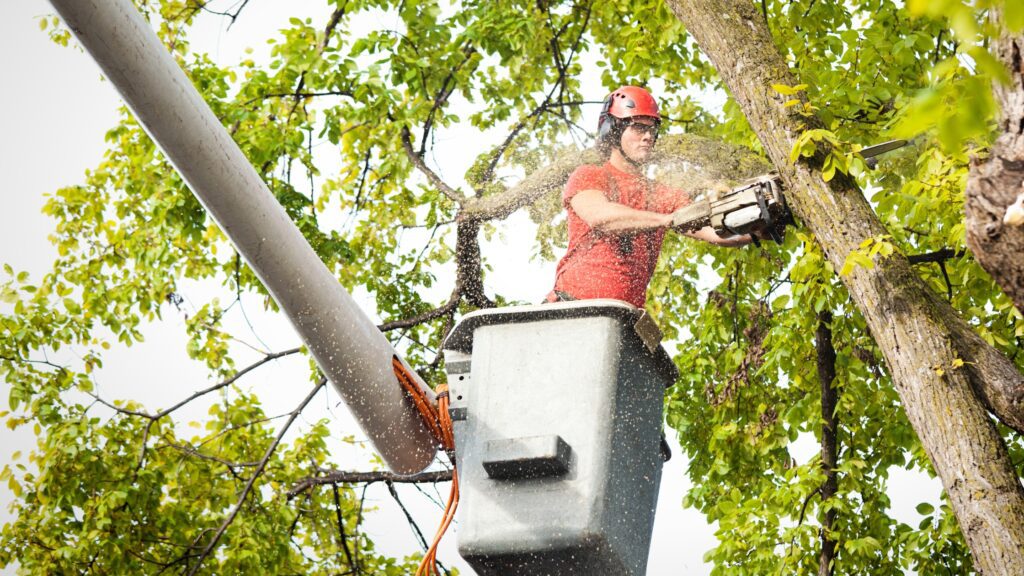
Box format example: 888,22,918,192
443,300,678,576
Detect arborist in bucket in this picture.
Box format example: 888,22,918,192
546,86,760,307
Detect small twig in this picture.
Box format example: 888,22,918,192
938,260,954,301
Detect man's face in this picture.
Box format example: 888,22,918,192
619,116,658,164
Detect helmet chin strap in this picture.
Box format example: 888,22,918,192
615,139,646,168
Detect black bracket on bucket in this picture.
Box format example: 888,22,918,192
482,435,572,480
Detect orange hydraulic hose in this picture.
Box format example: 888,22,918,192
392,358,458,576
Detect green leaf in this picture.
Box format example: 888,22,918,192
1007,0,1024,32
771,83,808,95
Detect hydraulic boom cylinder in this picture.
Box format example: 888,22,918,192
48,0,438,473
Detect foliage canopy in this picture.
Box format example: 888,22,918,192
3,0,1023,574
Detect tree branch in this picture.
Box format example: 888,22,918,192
400,126,465,204
420,44,478,156
377,289,461,332
455,221,494,309
817,311,839,576
965,9,1024,313
331,483,358,572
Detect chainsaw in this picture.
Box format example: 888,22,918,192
670,139,909,243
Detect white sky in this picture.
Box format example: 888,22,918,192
0,2,940,575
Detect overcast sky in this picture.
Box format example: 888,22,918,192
0,2,941,575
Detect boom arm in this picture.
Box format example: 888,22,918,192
48,0,438,473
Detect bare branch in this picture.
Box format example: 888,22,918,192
185,378,327,576
385,481,431,557
137,347,302,422
400,127,465,204
183,0,253,29
241,90,354,107
287,469,454,499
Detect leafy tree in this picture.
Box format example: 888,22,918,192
2,0,1023,575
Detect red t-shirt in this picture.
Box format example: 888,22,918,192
551,162,690,307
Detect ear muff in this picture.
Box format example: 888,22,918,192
597,98,614,141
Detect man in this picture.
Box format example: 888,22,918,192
546,85,756,307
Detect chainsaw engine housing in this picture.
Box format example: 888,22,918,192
709,174,791,242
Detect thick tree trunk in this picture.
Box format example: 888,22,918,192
666,1,1024,573
965,8,1024,313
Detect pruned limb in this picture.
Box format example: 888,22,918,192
460,133,773,223
185,378,327,576
965,9,1024,314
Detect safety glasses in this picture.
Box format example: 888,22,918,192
626,120,660,136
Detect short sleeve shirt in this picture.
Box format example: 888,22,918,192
552,162,690,307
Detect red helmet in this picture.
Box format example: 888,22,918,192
598,86,660,147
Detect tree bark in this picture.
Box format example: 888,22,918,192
965,8,1024,314
666,1,1024,573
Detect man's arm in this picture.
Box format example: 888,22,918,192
572,188,758,246
570,189,672,233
